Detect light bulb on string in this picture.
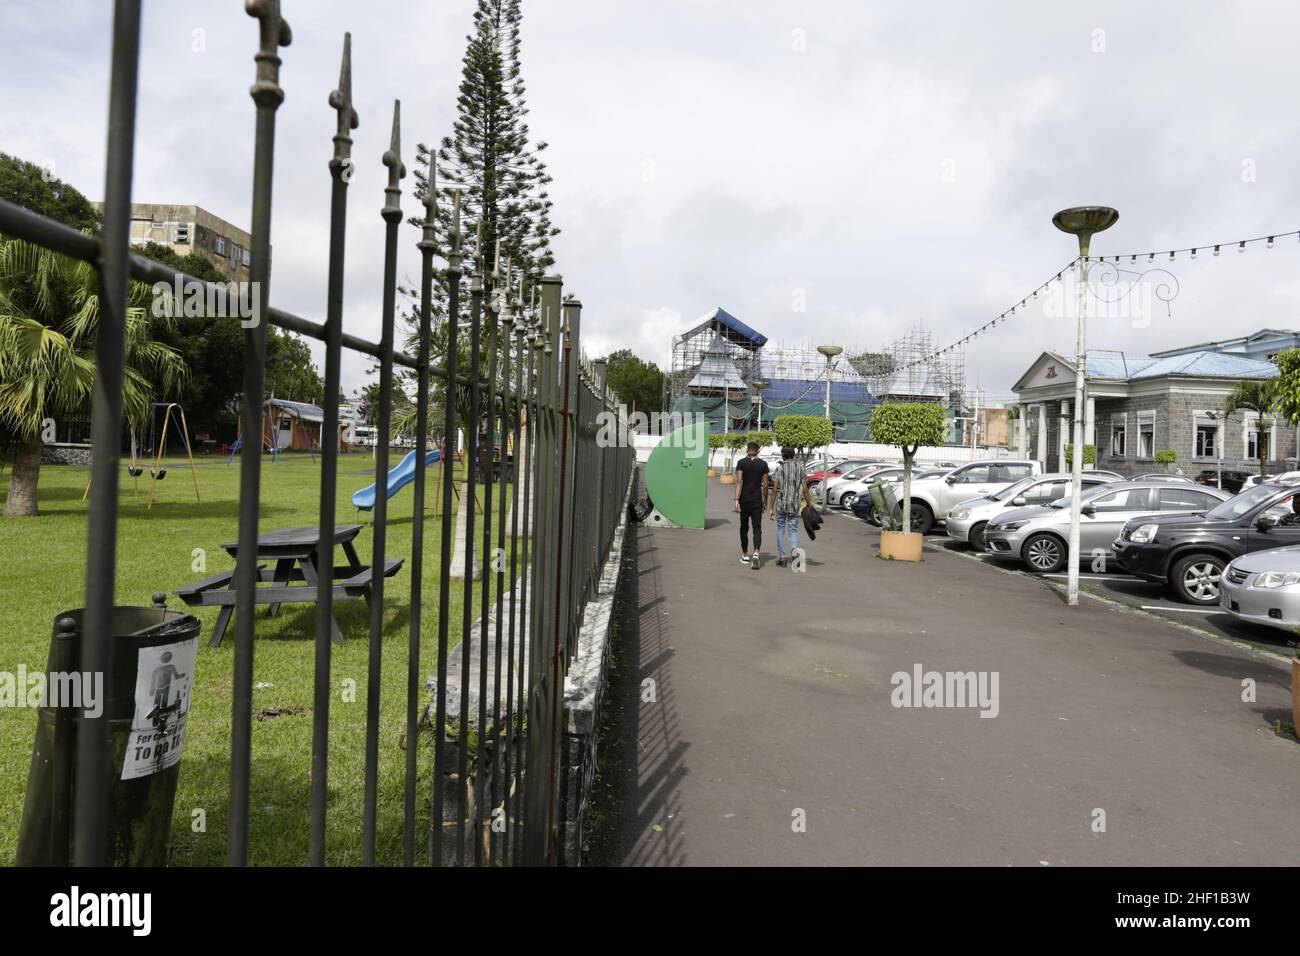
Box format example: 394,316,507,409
1148,253,1154,262
1169,251,1175,261
1267,236,1275,248
1130,255,1136,263
1213,245,1221,256
1238,241,1246,253
1191,248,1197,259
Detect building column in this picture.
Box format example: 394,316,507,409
1036,403,1048,470
1017,403,1028,457
1084,395,1096,469
1058,400,1070,472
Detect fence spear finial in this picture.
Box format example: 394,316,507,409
382,100,405,220
246,0,292,108
328,33,359,173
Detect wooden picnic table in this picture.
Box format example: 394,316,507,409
172,524,403,648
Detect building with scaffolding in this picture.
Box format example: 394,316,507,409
668,308,877,439
668,312,977,443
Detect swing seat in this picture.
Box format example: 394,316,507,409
127,466,144,477
152,468,167,480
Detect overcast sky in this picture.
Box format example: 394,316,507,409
3,0,1298,402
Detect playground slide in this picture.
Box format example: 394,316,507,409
351,448,442,511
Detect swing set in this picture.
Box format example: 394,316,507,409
83,401,201,509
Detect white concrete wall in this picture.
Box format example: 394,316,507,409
629,431,1016,467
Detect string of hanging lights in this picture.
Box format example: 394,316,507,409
889,224,1300,377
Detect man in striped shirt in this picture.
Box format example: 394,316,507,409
768,445,814,567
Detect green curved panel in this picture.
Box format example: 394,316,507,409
645,421,708,529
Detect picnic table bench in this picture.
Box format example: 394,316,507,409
173,524,403,647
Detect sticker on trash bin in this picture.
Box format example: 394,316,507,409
121,637,198,781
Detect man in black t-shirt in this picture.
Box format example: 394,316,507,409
733,442,770,569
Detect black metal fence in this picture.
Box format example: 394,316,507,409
0,0,633,866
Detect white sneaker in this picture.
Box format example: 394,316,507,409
750,552,760,570
739,555,751,566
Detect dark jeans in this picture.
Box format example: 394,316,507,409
739,502,763,553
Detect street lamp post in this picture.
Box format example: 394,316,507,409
752,380,768,433
1053,206,1119,608
817,345,842,514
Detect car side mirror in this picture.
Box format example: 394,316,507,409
1081,503,1097,517
1256,513,1279,531
1011,496,1027,506
945,475,957,485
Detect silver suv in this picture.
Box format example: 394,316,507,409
905,459,1042,533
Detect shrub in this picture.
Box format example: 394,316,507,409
869,403,946,533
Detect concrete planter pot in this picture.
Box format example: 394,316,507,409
707,468,718,478
880,530,923,562
719,474,735,485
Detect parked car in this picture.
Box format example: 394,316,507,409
850,469,954,522
1219,545,1300,631
946,472,1120,550
824,462,897,502
1129,473,1195,483
1195,468,1251,493
806,459,884,488
984,480,1229,574
1113,479,1300,605
1087,470,1126,480
832,467,905,508
904,459,1042,533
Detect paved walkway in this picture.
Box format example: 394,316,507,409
587,478,1300,866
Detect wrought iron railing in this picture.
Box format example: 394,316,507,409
0,0,633,866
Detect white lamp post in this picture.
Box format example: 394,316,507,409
817,345,842,513
1053,206,1119,607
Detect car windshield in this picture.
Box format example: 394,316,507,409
1205,484,1291,521
990,475,1039,502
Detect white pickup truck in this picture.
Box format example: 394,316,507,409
904,459,1042,533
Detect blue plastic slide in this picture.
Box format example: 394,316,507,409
352,448,441,511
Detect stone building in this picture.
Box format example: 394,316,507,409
1009,350,1295,475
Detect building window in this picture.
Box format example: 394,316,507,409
1138,421,1154,457
1111,423,1126,457
1247,428,1261,461
1195,424,1216,458
214,236,226,256
241,247,251,267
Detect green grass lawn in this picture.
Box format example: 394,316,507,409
0,450,521,865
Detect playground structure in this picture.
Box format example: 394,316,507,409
352,447,443,511
83,402,201,509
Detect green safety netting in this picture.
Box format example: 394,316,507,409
670,397,875,441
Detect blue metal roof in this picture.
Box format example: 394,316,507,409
761,376,874,403
711,307,767,347
1085,351,1278,381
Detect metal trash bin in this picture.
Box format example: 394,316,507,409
17,594,201,866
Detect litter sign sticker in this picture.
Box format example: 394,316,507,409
121,637,198,781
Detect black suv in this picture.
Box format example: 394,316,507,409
1112,482,1300,605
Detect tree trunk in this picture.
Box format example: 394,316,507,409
4,434,43,517
901,449,913,533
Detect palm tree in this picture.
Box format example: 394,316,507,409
1226,378,1281,480
0,237,187,516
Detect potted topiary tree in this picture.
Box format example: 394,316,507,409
719,433,746,484
707,432,725,478
869,402,947,561
773,414,834,503
1064,443,1097,470
1155,448,1177,474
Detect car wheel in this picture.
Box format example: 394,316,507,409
1171,553,1225,605
840,491,856,509
909,503,934,534
969,521,988,552
1022,533,1065,574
